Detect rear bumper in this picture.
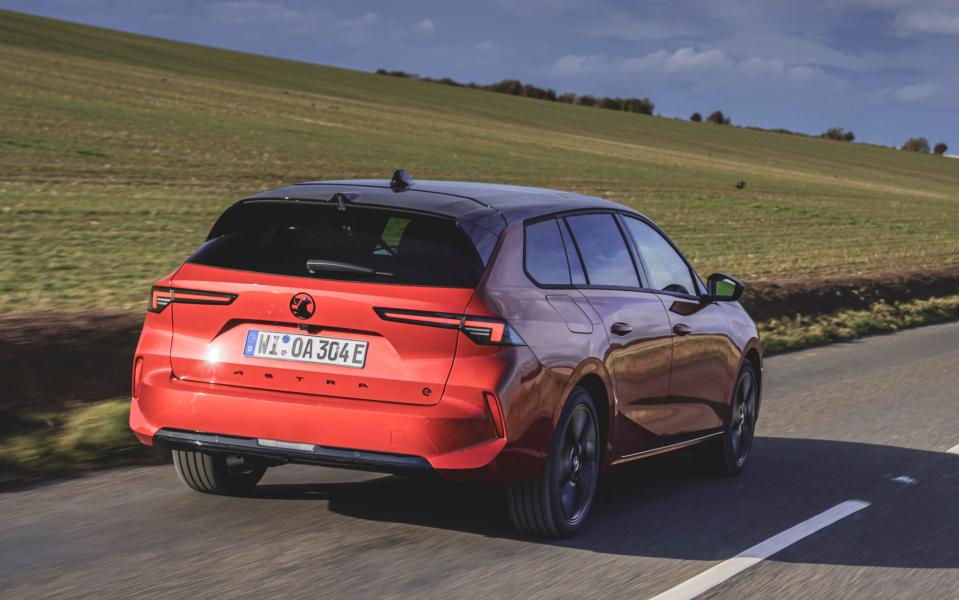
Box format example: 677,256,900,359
154,428,432,474
130,367,507,476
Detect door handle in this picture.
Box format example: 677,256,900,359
610,322,633,336
672,323,693,336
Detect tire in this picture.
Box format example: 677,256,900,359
172,450,266,496
695,361,759,476
507,386,600,538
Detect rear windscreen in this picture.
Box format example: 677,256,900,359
189,202,485,287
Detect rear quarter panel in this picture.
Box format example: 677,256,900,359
475,223,617,478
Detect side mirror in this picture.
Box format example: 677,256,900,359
707,273,745,302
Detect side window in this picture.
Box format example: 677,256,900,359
525,219,571,285
564,214,639,287
623,217,696,295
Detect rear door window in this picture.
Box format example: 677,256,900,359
564,214,639,287
524,219,571,285
189,202,484,287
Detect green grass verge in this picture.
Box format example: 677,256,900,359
0,398,156,481
1,10,959,311
759,294,959,354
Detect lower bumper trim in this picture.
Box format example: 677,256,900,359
153,428,432,473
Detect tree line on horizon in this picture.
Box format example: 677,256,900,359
375,69,655,116
901,137,948,155
375,69,949,155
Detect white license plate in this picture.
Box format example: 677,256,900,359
243,329,368,368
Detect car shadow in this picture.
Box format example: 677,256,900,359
253,436,959,569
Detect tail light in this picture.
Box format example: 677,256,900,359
148,286,237,313
374,307,526,346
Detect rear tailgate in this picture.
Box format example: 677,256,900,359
164,201,487,406
168,263,472,405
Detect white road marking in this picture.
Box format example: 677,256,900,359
647,500,871,600
890,475,919,485
947,444,959,455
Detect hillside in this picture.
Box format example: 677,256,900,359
1,9,958,312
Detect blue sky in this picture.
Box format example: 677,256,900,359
3,0,957,148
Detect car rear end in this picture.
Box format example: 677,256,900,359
130,195,524,476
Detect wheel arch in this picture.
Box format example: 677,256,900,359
741,339,763,410
559,358,615,469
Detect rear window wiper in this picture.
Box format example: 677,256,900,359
306,259,394,278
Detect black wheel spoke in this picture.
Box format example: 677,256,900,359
559,480,576,517
573,410,588,441
558,452,571,483
582,433,597,459
555,402,599,523
741,376,753,406
566,416,579,445
730,372,757,464
579,462,596,494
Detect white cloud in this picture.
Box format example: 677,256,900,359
784,65,822,82
663,47,732,73
736,56,786,77
493,0,594,14
207,3,379,40
826,0,921,10
580,16,700,41
620,50,669,73
708,32,874,72
340,12,380,28
550,46,844,91
475,40,497,53
828,0,959,36
736,57,840,87
894,11,959,36
414,19,436,34
552,47,733,77
893,81,945,102
209,1,304,25
550,53,612,76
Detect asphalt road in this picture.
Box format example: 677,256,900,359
2,322,958,599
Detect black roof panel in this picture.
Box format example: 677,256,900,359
248,179,635,224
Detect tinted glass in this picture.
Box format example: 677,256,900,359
189,203,484,287
525,219,571,285
558,219,587,285
564,214,639,287
623,217,696,295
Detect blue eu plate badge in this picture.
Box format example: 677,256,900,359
244,330,259,357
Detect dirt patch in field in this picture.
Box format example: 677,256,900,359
743,265,959,322
1,265,957,413
0,311,143,413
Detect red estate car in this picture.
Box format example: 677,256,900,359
131,171,762,537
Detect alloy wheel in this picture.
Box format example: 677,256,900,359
556,404,599,523
729,370,757,467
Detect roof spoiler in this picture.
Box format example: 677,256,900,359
390,169,413,192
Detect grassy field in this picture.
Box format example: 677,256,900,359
0,397,157,481
2,9,959,312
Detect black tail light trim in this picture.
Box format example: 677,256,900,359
149,286,237,313
374,307,526,346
